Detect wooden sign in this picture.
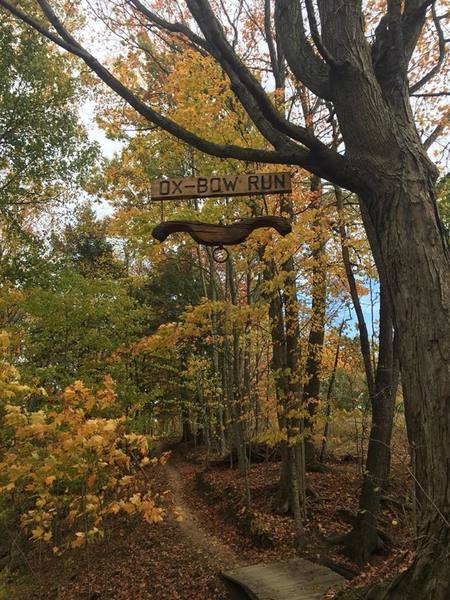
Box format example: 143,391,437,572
151,172,291,201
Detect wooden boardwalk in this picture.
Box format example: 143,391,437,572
222,558,344,600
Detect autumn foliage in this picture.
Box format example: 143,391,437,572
0,344,167,553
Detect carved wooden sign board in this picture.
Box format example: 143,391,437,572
151,172,291,201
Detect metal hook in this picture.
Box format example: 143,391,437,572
212,245,229,263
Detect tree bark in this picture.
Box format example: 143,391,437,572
303,175,327,465
341,281,398,565
226,256,248,476
335,186,398,563
361,169,450,598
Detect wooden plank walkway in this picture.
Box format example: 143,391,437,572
222,558,344,600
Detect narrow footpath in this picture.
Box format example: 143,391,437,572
164,458,344,600
164,461,241,569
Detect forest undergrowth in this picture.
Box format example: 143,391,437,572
3,434,415,600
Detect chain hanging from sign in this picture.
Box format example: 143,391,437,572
151,172,293,262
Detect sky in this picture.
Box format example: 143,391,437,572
81,100,122,160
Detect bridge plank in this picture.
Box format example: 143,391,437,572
222,558,344,600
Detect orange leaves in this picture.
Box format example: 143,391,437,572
86,472,97,489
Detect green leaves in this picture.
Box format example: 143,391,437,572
0,12,98,211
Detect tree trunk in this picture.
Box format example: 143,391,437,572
276,247,307,526
341,281,398,564
362,167,450,598
226,256,248,476
335,186,398,563
261,252,305,521
207,248,227,455
181,406,194,445
303,175,327,466
320,320,345,463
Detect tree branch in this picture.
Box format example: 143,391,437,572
0,0,360,189
304,0,342,68
409,3,448,94
424,122,445,150
402,0,434,63
264,0,284,89
127,0,210,53
127,0,330,154
184,0,316,147
274,0,331,100
0,0,293,164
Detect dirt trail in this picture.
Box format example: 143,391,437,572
164,462,241,568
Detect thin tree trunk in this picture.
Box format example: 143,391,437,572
335,186,398,563
341,281,397,564
207,248,227,454
303,174,327,466
320,320,345,463
226,256,248,476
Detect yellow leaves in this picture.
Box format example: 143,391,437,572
124,433,149,456
139,495,165,524
70,532,85,548
31,411,46,425
139,437,149,456
0,330,10,352
119,475,133,486
63,377,117,412
108,502,121,514
0,482,15,493
0,376,162,554
86,472,97,489
96,375,117,409
85,434,105,449
103,421,117,433
31,527,52,542
4,404,27,428
163,48,256,148
31,526,45,540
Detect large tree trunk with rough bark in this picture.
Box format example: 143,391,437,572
362,169,450,599
325,14,450,588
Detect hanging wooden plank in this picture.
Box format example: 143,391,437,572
151,172,292,200
152,216,292,246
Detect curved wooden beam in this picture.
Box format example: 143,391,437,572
152,216,292,246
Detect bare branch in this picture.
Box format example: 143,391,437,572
127,0,210,53
411,91,450,97
264,0,284,89
409,3,448,94
424,122,445,150
401,1,434,65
